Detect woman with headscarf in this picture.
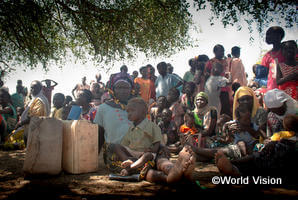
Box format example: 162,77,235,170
93,73,134,172
193,92,217,137
264,88,298,137
229,86,268,141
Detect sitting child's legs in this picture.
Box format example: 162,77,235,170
237,141,247,156
146,146,196,183
113,144,134,162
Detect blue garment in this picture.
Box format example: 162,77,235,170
93,103,132,144
254,65,268,87
155,74,181,98
233,120,259,150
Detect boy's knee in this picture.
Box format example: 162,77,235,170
143,152,154,160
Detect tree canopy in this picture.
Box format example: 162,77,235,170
0,0,296,72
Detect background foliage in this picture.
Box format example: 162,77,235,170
0,0,296,72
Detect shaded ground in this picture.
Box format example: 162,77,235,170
0,150,297,200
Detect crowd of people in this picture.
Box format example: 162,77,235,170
0,26,297,184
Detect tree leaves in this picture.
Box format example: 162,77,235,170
0,0,193,71
0,0,296,72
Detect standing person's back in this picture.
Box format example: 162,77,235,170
205,63,231,118
228,46,247,86
72,76,90,99
261,26,285,90
205,44,231,117
41,79,58,107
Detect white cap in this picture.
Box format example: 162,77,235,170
264,88,289,109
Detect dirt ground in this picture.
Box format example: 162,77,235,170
0,150,297,200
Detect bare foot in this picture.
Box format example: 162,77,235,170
166,146,194,183
121,159,133,168
120,168,129,176
183,146,196,180
215,151,239,176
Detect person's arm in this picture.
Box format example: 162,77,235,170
51,80,58,87
71,85,78,98
0,106,13,115
15,117,30,129
276,63,298,85
202,109,217,137
145,141,160,154
240,124,266,139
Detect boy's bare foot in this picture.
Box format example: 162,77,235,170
215,151,239,176
121,159,133,168
183,146,196,180
167,145,195,183
120,168,130,176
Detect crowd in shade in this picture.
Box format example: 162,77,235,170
0,26,297,184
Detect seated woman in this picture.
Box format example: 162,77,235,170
230,86,267,140
215,114,298,180
193,92,217,138
158,108,178,146
264,88,298,137
228,105,267,156
180,81,196,111
93,73,134,166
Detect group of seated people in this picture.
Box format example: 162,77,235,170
0,25,297,184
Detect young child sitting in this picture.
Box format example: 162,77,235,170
269,114,297,142
179,110,203,148
228,105,266,156
167,88,185,128
150,95,168,124
157,108,178,146
50,93,65,120
113,98,196,183
113,97,163,176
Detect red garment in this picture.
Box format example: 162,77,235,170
205,58,229,92
42,86,54,106
278,63,298,100
179,124,198,135
261,50,285,90
179,124,205,147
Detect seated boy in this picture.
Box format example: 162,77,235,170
114,97,196,183
158,108,178,146
113,97,163,176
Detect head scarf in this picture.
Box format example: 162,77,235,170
233,86,260,120
264,88,298,110
107,72,133,90
106,72,134,110
194,92,208,112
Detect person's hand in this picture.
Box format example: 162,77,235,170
263,138,272,145
15,121,22,129
144,148,152,153
285,72,298,81
227,121,241,134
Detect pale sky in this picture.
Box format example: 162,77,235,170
3,5,297,97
